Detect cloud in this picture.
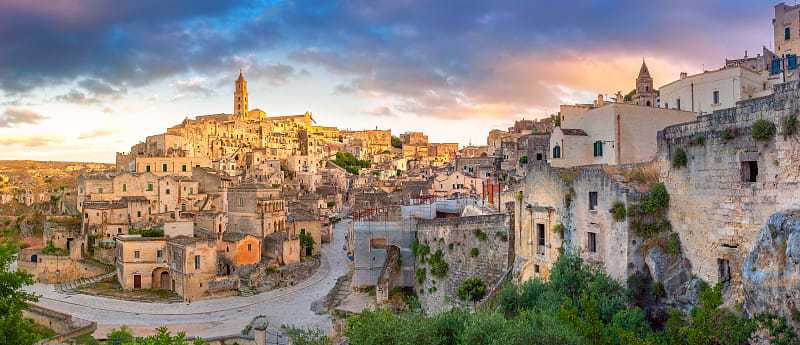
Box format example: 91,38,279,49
78,128,115,140
171,77,215,101
0,107,47,127
0,135,62,147
365,106,396,117
55,89,101,104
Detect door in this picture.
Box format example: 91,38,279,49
160,271,170,290
133,274,141,289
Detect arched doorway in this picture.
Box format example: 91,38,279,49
30,255,38,263
152,268,171,290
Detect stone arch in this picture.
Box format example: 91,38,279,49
152,267,171,290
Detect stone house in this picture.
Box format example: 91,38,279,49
226,183,287,237
219,232,261,275
287,213,322,257
429,171,482,198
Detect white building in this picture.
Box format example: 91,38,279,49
658,66,770,115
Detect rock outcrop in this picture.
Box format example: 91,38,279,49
742,211,800,326
645,243,701,311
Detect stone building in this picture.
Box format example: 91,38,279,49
658,66,770,115
633,60,658,107
226,183,286,237
773,2,800,57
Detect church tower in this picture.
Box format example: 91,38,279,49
634,60,657,107
234,69,248,118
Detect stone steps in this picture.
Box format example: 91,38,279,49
57,271,116,293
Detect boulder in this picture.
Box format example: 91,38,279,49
742,211,800,326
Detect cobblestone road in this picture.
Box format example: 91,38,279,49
24,220,352,339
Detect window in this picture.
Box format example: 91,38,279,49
536,153,543,161
536,224,545,246
157,250,163,258
117,227,122,234
194,255,201,270
589,192,598,211
788,54,798,70
588,232,597,253
552,145,561,158
664,102,669,109
534,264,540,273
98,187,103,193
718,258,731,284
712,90,720,105
165,188,170,195
147,183,153,191
134,250,140,259
181,164,187,172
122,184,127,192
247,243,252,252
189,187,193,194
785,27,791,41
593,141,603,157
137,211,142,217
162,163,168,172
146,165,151,172
676,98,681,110
741,161,758,183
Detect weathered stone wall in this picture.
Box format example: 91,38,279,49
415,213,510,314
657,80,800,303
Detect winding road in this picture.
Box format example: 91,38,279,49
23,220,352,339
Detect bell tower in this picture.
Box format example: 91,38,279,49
634,60,657,107
234,69,248,118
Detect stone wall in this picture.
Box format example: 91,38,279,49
24,303,96,344
656,79,800,303
414,213,510,313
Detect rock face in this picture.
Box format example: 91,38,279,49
742,211,800,325
645,244,700,311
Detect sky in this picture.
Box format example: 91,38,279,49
0,0,775,163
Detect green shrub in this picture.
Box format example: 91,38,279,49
691,135,706,146
469,248,480,257
611,202,626,221
672,148,688,168
721,128,735,141
411,241,430,262
519,156,528,165
473,229,487,241
428,249,449,278
552,224,564,238
457,277,487,303
416,268,426,284
640,183,669,214
496,231,508,242
752,119,776,141
783,115,798,138
665,232,681,257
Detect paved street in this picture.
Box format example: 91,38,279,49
24,219,352,339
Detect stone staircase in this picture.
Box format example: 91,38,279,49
56,271,116,294
239,277,256,297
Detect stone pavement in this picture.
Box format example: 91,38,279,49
23,220,353,339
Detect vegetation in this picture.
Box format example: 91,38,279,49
428,249,449,278
721,128,736,141
690,135,706,146
552,223,565,238
469,248,480,257
672,148,688,168
40,241,67,256
495,231,508,242
299,231,315,256
518,155,528,165
130,228,164,237
457,277,486,303
416,268,427,284
106,326,206,345
473,229,487,241
665,232,681,257
0,241,52,345
623,166,660,188
343,253,788,345
630,183,671,238
623,88,636,102
391,136,403,148
332,152,371,175
611,201,627,222
283,326,331,345
783,115,798,138
411,241,431,263
752,119,776,141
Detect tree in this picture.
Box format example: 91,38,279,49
0,241,44,345
299,231,315,256
106,326,206,345
391,136,402,148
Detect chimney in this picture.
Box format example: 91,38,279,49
680,72,688,79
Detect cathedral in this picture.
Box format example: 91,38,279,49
634,60,657,107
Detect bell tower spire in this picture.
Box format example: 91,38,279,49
234,69,248,118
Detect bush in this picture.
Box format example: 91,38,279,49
473,229,487,241
672,148,688,168
411,241,430,262
518,156,528,165
721,128,736,141
457,277,487,303
552,224,564,238
428,249,449,278
611,202,626,221
416,268,426,284
752,119,776,141
690,135,706,146
496,231,508,242
783,115,798,138
641,183,669,214
665,232,681,257
469,248,480,257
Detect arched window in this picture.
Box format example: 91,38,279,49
593,141,603,157
552,145,561,159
